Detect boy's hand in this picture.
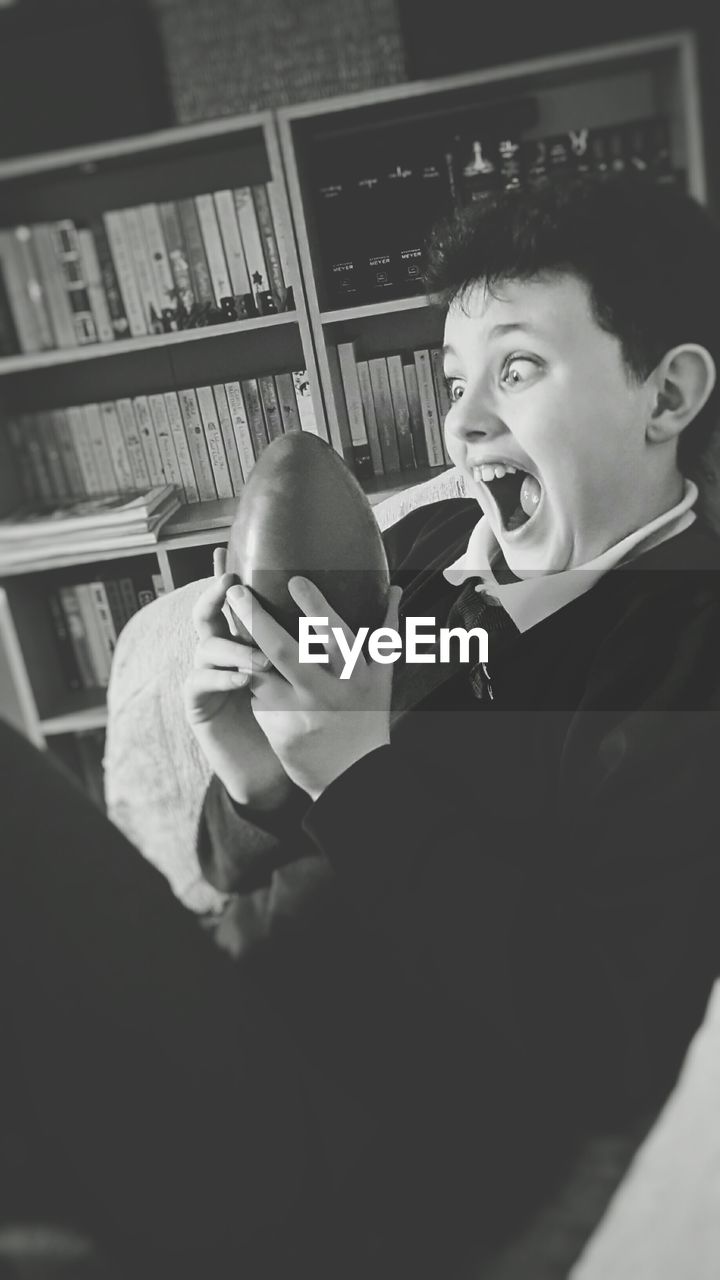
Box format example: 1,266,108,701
225,576,402,801
183,548,294,809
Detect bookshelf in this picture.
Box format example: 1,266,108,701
0,28,708,760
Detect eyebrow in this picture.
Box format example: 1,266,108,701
442,321,543,357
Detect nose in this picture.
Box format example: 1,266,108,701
445,388,505,444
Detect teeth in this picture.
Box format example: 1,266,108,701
476,462,519,482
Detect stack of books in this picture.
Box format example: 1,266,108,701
0,182,294,357
0,485,180,570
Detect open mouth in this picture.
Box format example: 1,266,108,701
476,467,542,534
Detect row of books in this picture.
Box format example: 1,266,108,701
332,341,451,479
0,182,294,356
47,571,165,691
315,115,679,307
4,369,319,507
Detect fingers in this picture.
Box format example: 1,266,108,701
225,584,302,686
192,573,237,641
213,546,227,578
185,667,251,700
194,635,271,674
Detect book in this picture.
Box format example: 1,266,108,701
48,588,82,691
51,409,86,497
387,354,417,471
88,579,119,665
6,417,38,498
116,399,151,491
403,361,429,469
76,226,115,344
0,228,53,352
100,402,134,493
355,155,395,301
212,382,245,494
139,203,178,331
430,347,453,464
0,259,20,356
240,378,269,459
117,577,140,625
158,201,195,318
177,198,215,315
83,402,117,492
58,585,97,689
292,370,322,438
355,360,384,476
195,194,233,314
177,387,217,499
31,223,77,348
452,134,500,205
51,220,97,345
132,395,166,488
75,583,112,686
163,391,200,503
102,578,127,638
313,144,361,307
22,414,55,500
336,341,373,477
35,410,69,498
274,371,301,433
213,189,255,319
223,381,256,481
87,217,130,338
368,357,401,473
121,208,163,334
413,349,445,467
66,405,103,494
252,184,288,311
0,487,180,562
149,393,186,499
102,210,147,337
233,187,275,316
265,181,295,310
196,384,234,498
257,373,284,443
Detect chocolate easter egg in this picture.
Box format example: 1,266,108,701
226,433,390,639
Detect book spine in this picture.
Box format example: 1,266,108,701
257,373,284,443
158,201,195,315
223,380,256,481
132,395,166,488
13,226,56,348
196,385,234,498
36,410,69,497
0,254,21,355
177,198,215,309
148,393,186,498
151,572,168,598
0,229,52,352
75,583,112,686
292,370,322,438
6,417,38,498
48,589,82,690
177,387,217,499
430,347,453,464
88,580,119,663
212,382,245,494
195,194,233,311
121,208,163,334
368,357,401,473
22,414,55,499
31,224,77,348
274,371,301,433
356,360,384,476
76,227,115,343
213,189,254,316
233,187,275,316
387,354,417,471
103,210,147,337
58,585,97,689
139,203,177,330
52,219,97,345
403,361,429,469
88,217,130,338
83,402,117,492
336,341,373,477
50,408,85,496
66,405,103,494
413,349,445,467
252,184,287,311
118,577,140,624
116,398,151,490
163,391,200,502
240,378,269,458
102,578,127,638
99,401,134,492
265,181,295,309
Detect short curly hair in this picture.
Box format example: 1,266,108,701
424,178,720,474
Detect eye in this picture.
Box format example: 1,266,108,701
444,375,465,402
500,355,541,388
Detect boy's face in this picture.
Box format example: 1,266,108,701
442,273,661,575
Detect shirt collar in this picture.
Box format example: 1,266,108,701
443,479,698,633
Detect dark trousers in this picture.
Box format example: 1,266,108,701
0,717,375,1279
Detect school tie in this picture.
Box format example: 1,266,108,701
444,577,519,700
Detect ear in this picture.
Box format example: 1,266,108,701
646,344,717,445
